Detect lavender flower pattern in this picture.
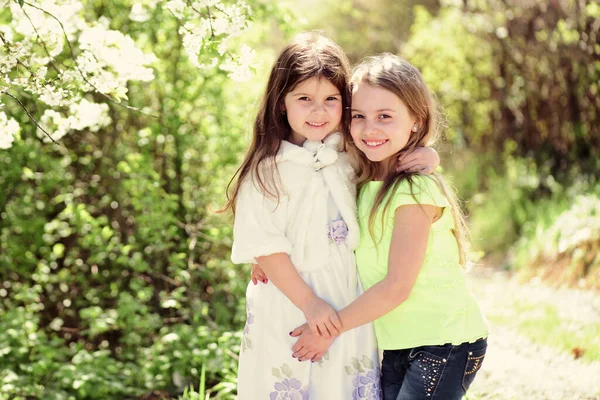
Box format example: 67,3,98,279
346,356,382,400
328,218,349,245
270,378,309,400
241,299,254,352
352,368,382,399
270,364,309,400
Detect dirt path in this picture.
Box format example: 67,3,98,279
465,268,600,400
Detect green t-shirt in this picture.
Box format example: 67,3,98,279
356,175,488,350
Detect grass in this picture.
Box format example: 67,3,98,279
487,300,600,363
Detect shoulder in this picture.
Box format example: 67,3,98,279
391,175,449,208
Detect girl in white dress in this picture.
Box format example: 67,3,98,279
223,32,438,399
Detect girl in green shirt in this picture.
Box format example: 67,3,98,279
290,54,489,400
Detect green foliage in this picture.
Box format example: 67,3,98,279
2,0,598,397
0,0,292,398
464,151,554,254
402,1,600,182
514,188,600,287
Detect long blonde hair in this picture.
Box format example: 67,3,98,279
347,54,470,266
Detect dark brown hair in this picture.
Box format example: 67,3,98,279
347,54,469,266
220,32,351,214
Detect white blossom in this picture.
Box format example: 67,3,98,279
165,0,187,18
39,85,70,107
67,98,111,132
1,0,257,149
39,109,70,142
180,21,211,68
129,3,151,22
0,112,20,149
219,44,256,82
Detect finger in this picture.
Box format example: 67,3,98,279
327,318,340,337
293,348,311,360
255,269,267,280
329,313,342,334
252,266,266,280
291,343,303,353
414,166,433,175
397,160,419,172
309,323,318,336
317,324,330,339
322,321,335,338
398,152,416,163
298,351,316,362
251,276,258,285
290,325,306,337
312,352,324,362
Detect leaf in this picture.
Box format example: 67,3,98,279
281,363,292,377
345,366,354,375
272,368,281,378
199,363,206,396
18,0,24,7
362,355,374,369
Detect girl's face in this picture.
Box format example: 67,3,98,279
351,82,417,167
283,77,343,146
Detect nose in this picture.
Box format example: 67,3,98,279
364,120,379,136
312,101,325,114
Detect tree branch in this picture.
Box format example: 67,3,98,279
0,90,60,145
22,7,62,74
23,1,158,118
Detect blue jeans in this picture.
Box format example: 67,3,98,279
381,337,487,400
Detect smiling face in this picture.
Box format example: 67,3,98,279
283,77,343,146
350,82,418,171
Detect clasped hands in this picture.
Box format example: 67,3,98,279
251,264,339,362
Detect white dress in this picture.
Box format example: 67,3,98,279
231,133,382,400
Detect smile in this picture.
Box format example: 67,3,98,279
306,122,327,127
363,139,388,148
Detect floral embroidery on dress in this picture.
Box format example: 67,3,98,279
328,218,349,245
345,356,382,400
270,363,309,400
315,350,330,367
240,299,254,352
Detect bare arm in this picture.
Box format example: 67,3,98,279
257,253,341,338
289,204,440,360
291,203,442,361
336,203,441,332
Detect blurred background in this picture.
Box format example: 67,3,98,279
0,0,599,399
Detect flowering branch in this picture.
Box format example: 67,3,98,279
23,1,157,117
0,90,59,145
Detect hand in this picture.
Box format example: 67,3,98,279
397,146,440,174
251,264,268,285
300,296,341,339
290,323,335,362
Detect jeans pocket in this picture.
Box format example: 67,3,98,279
407,347,449,397
461,341,487,392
